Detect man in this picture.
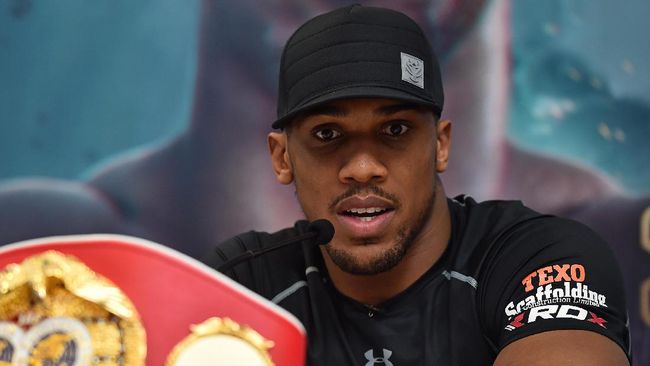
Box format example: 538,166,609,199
203,5,631,365
1,1,646,361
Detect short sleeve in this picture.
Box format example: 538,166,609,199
477,217,631,360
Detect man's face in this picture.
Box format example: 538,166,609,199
269,98,451,275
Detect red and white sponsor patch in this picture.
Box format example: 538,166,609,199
505,304,607,331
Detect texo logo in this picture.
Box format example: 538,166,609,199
522,263,586,292
364,348,393,366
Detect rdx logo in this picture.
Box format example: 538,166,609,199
530,304,589,322
364,348,393,366
522,263,586,292
506,304,606,331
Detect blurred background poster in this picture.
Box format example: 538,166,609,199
1,0,648,362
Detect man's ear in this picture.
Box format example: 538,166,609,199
435,119,452,173
268,132,294,184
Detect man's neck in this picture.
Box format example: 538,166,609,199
321,185,451,306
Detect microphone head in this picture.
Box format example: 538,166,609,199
307,219,335,246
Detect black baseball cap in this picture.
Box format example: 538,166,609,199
272,4,444,129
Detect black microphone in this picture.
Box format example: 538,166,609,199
216,219,334,272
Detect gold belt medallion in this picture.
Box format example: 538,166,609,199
0,251,146,365
166,317,275,366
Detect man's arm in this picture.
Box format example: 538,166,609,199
494,330,629,366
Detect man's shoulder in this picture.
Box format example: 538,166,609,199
451,195,542,223
215,222,306,254
448,195,598,275
202,222,309,297
450,195,549,248
451,194,600,240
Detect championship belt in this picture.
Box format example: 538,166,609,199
0,235,306,366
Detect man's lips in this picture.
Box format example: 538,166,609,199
335,195,394,213
334,195,396,238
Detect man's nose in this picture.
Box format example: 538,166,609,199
338,150,388,184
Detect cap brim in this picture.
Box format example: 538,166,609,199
272,86,441,129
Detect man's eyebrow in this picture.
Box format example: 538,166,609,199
376,102,426,115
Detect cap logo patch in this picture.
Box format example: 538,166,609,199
400,52,424,89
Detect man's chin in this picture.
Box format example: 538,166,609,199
324,241,405,276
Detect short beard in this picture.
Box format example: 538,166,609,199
325,182,437,275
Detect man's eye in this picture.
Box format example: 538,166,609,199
382,123,409,136
314,128,341,141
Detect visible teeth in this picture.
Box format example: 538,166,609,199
346,207,386,214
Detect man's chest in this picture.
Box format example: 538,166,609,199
279,276,495,365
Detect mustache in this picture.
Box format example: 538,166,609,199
328,185,400,211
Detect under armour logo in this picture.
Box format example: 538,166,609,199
364,348,393,366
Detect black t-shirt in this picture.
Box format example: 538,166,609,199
203,196,631,365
